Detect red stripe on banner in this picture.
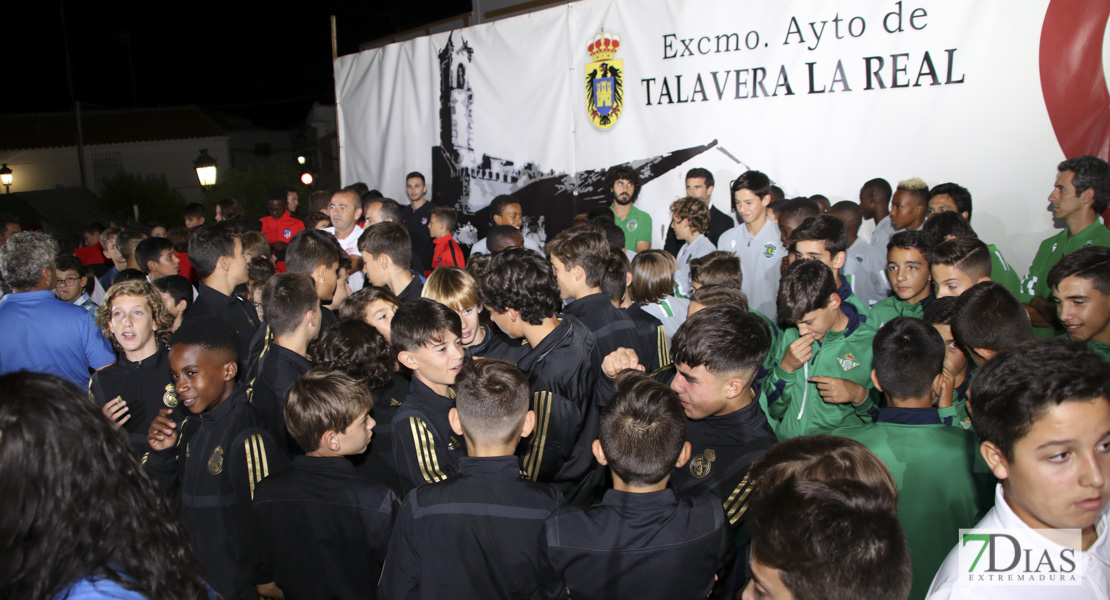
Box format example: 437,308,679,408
1040,0,1110,220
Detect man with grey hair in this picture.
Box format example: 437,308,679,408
0,231,115,385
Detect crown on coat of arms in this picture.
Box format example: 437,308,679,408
588,30,621,61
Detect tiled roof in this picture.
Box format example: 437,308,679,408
0,106,228,151
3,187,111,239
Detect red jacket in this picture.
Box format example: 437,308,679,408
430,234,465,272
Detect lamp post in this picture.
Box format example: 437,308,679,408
0,164,12,194
193,149,217,189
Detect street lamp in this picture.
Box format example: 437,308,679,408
0,164,12,194
193,149,217,188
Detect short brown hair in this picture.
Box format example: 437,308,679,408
777,259,837,324
429,206,457,231
357,222,412,269
546,226,610,288
284,369,373,452
748,435,899,509
669,197,710,234
340,286,402,322
96,280,175,351
689,285,748,312
629,250,676,304
239,231,270,262
453,358,530,446
689,251,741,289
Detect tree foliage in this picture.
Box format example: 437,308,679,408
203,162,312,220
97,172,187,226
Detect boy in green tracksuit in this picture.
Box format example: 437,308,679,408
765,259,877,439
1020,155,1110,336
831,317,993,600
922,297,973,430
1049,245,1110,361
787,215,870,317
869,231,936,329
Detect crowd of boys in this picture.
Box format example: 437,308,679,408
0,157,1108,600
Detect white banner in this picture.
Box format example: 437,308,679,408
336,0,1107,273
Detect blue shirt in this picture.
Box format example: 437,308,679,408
0,290,115,386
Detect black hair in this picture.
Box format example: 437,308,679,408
601,247,630,305
286,229,343,276
357,222,412,269
489,195,522,221
0,372,209,600
187,222,238,279
778,259,838,324
685,167,715,188
405,171,426,185
486,225,525,253
604,165,641,203
54,254,85,274
153,275,194,312
1047,245,1110,295
672,304,770,377
261,273,318,337
861,178,893,203
970,338,1110,460
873,317,945,402
951,281,1033,353
922,211,978,240
600,370,687,486
314,318,394,391
371,198,404,223
886,229,937,257
454,358,531,446
479,247,561,325
748,478,911,600
347,182,371,199
182,202,205,221
789,215,849,256
926,237,992,281
111,268,147,286
390,298,462,354
730,170,771,198
133,237,175,275
1059,155,1110,214
594,220,627,251
922,295,959,325
85,222,105,235
217,198,246,222
169,315,240,360
928,182,974,219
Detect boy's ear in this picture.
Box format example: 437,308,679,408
217,254,230,272
591,439,607,466
398,350,419,371
828,292,842,311
520,409,536,439
223,360,238,382
572,263,585,283
146,260,158,274
311,263,327,284
870,369,882,392
832,251,847,270
378,253,392,270
448,407,464,436
323,430,340,452
175,299,188,313
723,375,748,399
980,441,1009,481
977,276,992,285
675,441,692,469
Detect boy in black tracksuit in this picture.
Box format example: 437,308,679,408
145,316,289,600
549,227,667,374
380,359,562,599
390,299,468,497
91,279,183,457
247,273,321,451
253,370,396,600
541,371,730,599
479,247,602,501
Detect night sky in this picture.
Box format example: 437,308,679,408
3,1,470,128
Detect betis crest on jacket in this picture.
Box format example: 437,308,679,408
586,29,623,130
